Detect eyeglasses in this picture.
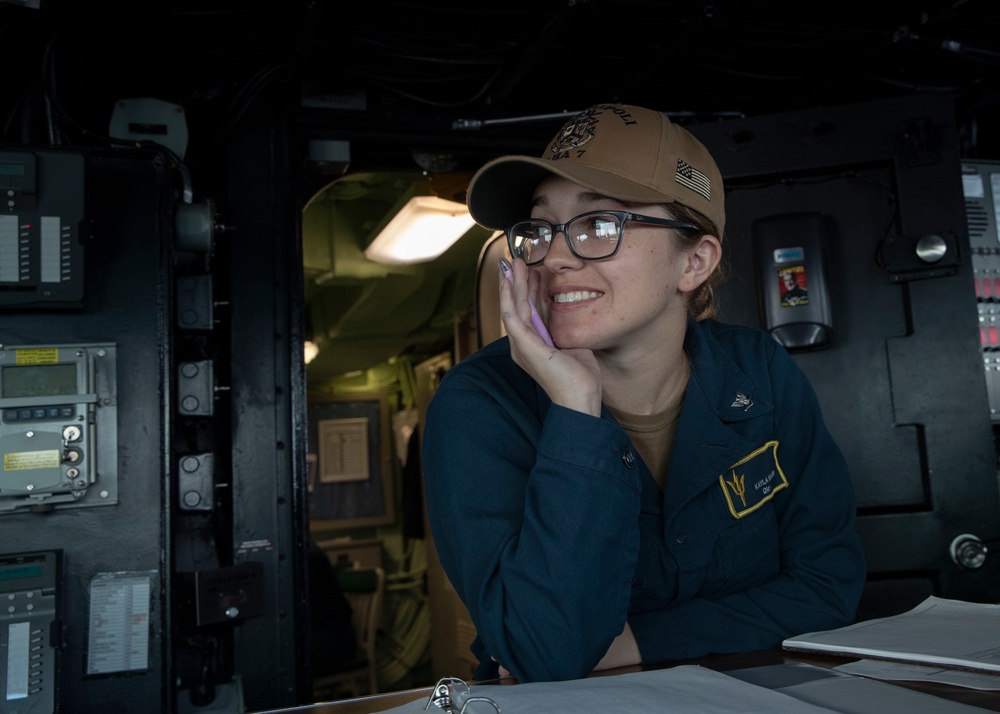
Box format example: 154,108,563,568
506,210,700,266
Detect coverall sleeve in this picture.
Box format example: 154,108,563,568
422,360,644,682
629,344,866,663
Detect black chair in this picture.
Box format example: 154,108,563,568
313,566,386,700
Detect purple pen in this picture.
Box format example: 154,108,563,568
499,258,555,347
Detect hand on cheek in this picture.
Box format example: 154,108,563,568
499,258,603,417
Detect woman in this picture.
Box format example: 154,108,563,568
422,103,866,683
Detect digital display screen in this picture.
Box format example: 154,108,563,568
2,364,77,399
0,162,26,177
0,563,43,582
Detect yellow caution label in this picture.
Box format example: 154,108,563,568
4,450,61,471
15,348,59,365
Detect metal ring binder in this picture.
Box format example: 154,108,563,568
424,677,501,713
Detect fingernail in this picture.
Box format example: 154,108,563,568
499,257,512,279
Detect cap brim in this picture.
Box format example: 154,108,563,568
466,157,552,231
467,155,674,231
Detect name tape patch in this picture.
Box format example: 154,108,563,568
719,440,787,518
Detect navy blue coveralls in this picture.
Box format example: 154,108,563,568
423,318,866,683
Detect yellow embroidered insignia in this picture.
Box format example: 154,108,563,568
719,441,787,518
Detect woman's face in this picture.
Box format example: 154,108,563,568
528,175,697,356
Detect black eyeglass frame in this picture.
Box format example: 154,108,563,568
505,210,701,266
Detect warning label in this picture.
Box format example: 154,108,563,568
15,348,59,365
4,450,60,471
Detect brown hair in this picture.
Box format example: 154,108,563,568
666,202,726,321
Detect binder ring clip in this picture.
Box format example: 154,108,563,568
424,677,501,713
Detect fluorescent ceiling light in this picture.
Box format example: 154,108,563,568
364,195,475,265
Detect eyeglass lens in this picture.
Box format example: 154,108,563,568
509,213,621,264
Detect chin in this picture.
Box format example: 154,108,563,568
550,329,602,351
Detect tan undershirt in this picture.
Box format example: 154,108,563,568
605,355,690,490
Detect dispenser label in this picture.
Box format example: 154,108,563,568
778,266,809,307
773,246,804,263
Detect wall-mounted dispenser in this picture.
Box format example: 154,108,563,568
753,212,834,351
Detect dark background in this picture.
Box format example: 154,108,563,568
2,2,1000,712
3,0,1000,191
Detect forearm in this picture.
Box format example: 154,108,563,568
630,554,863,664
425,387,642,681
593,622,641,671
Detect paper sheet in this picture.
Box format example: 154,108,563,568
382,666,841,713
835,659,1000,691
776,675,990,713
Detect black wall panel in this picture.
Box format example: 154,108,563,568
690,95,1000,618
0,147,173,712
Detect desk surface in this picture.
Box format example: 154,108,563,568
263,649,1000,713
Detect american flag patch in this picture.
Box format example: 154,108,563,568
675,159,711,200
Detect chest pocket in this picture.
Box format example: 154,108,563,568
701,506,781,596
702,441,786,595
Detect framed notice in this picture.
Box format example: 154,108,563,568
307,395,395,529
318,417,370,483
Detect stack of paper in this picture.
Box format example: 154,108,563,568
782,596,1000,673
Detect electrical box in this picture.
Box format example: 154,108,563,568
0,150,86,308
965,160,1000,421
0,343,117,512
0,550,61,712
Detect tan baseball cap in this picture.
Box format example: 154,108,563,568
466,103,725,237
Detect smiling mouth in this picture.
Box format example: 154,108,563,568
553,291,602,304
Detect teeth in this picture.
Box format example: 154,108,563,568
554,291,601,304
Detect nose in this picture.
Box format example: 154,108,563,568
540,225,584,272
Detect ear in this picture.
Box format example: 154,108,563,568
678,234,722,293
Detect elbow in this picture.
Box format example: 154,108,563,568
500,625,614,683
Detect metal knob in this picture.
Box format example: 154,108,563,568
950,533,988,570
915,233,948,263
